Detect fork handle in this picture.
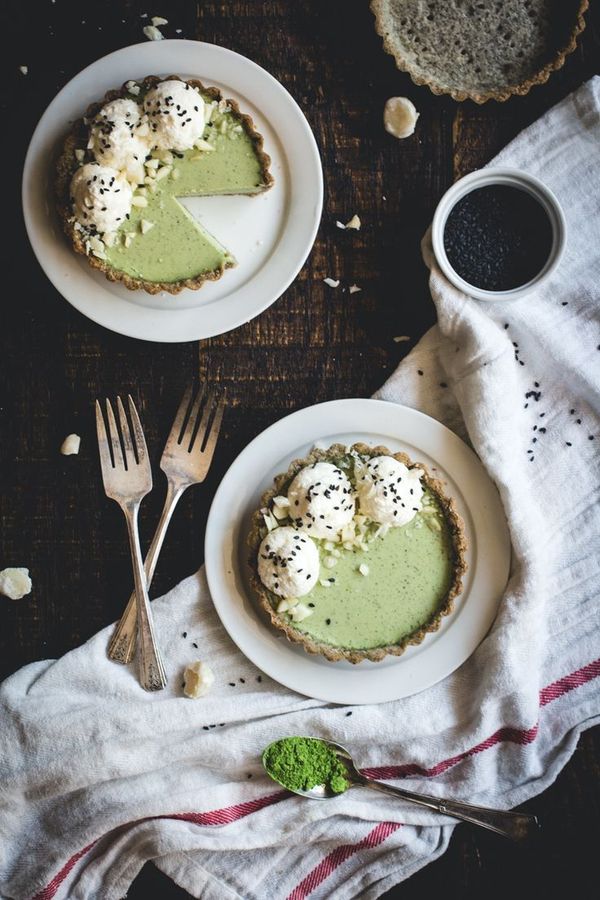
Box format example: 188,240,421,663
123,503,168,691
108,482,183,664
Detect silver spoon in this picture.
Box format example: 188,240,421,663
262,737,539,841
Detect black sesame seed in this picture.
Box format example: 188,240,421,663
346,711,353,717
182,631,187,638
192,642,198,649
325,618,331,625
443,185,553,290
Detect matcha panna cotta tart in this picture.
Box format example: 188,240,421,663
247,443,467,663
55,75,273,295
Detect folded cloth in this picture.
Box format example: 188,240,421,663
2,78,600,900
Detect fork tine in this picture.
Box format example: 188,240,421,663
200,396,225,460
127,395,149,464
189,390,214,452
171,383,194,443
116,396,134,468
182,384,207,448
105,399,125,469
95,400,114,475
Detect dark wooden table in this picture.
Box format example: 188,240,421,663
4,1,600,897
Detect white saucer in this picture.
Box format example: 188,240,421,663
204,399,511,704
22,40,323,342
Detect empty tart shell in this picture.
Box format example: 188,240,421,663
371,0,589,103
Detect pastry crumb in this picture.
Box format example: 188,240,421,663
384,97,419,139
0,568,32,600
349,284,362,294
393,335,411,343
19,65,28,75
358,563,370,576
183,660,215,698
323,277,340,288
151,16,168,26
60,434,81,456
143,24,164,41
336,214,361,231
290,602,313,622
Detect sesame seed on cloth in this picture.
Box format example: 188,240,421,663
1,81,600,900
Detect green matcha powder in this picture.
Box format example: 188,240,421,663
263,737,350,795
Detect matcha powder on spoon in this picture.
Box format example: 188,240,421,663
263,737,350,794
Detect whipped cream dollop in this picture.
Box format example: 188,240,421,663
356,456,424,526
89,98,151,185
143,80,206,152
257,526,320,599
287,462,355,539
70,163,133,235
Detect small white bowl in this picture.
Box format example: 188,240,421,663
431,167,567,302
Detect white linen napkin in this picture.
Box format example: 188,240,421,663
2,77,600,900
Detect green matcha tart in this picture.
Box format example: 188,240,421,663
248,443,467,664
55,75,273,295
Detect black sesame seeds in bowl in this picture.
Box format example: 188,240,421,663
431,169,566,302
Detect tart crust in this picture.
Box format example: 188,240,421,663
55,75,274,295
247,443,468,664
370,0,589,104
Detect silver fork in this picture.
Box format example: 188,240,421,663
107,385,224,665
95,396,167,692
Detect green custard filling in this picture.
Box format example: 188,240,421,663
103,93,268,284
291,494,454,650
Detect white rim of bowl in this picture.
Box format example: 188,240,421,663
431,167,567,302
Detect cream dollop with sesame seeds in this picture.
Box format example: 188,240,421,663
143,80,206,152
70,163,134,234
356,456,423,526
287,462,355,539
257,526,320,599
89,98,151,185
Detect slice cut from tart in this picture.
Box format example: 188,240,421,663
248,443,467,664
55,75,273,295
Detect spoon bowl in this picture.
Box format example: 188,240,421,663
262,736,539,841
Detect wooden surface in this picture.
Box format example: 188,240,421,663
3,1,600,897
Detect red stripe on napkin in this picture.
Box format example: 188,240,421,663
29,792,287,900
287,655,600,899
31,656,600,900
286,821,402,900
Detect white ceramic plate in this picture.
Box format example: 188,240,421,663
22,40,322,342
205,399,511,705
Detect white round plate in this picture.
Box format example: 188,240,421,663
205,399,511,705
22,40,323,342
